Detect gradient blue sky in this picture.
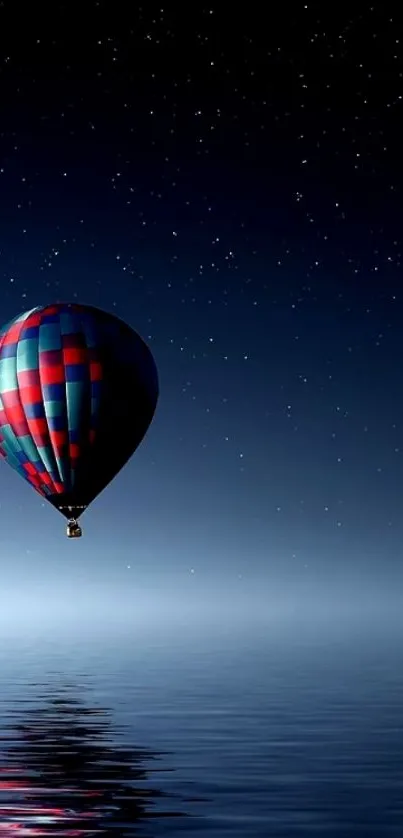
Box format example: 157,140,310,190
0,4,402,619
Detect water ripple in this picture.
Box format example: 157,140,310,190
0,681,187,835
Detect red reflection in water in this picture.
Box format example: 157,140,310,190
0,780,101,835
0,689,185,835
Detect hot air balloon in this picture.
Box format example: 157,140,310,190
0,303,159,537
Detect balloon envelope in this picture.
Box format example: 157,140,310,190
0,303,159,520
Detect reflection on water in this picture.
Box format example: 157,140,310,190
0,680,186,835
2,626,403,836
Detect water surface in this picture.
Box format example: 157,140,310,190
0,619,402,836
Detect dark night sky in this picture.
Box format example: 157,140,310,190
0,3,402,620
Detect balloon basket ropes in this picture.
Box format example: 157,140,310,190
58,505,86,539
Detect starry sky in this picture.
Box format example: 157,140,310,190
0,3,403,624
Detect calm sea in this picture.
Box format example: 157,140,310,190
0,618,403,836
